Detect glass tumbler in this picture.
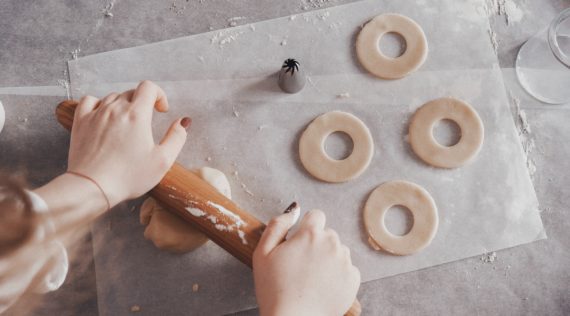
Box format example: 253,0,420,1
516,8,570,105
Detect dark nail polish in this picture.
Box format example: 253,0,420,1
284,202,298,214
180,117,192,129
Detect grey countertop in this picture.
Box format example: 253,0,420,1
0,0,568,315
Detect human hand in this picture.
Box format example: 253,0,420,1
67,81,190,207
253,208,361,316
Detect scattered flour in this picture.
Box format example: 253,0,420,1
184,199,248,245
510,92,536,178
227,16,246,27
482,0,524,25
317,11,330,20
186,207,207,217
481,251,497,263
488,29,499,55
503,0,523,24
169,1,187,15
102,1,114,17
240,183,255,197
301,0,336,11
57,79,71,99
71,48,81,60
211,30,246,47
207,201,247,228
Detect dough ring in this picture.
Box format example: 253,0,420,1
356,14,428,79
364,180,438,255
409,97,484,168
299,111,374,183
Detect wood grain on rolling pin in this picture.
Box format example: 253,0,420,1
55,100,361,316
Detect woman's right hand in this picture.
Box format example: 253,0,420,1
253,209,360,316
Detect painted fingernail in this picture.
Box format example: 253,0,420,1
284,202,298,213
283,202,301,225
180,117,192,129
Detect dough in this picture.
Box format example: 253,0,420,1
363,180,438,256
356,14,428,79
140,167,232,253
299,111,373,183
409,97,484,168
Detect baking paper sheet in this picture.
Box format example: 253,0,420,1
68,0,546,314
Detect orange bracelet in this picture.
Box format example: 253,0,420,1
66,171,111,210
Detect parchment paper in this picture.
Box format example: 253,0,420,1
68,0,546,315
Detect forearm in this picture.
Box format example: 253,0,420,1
33,173,109,234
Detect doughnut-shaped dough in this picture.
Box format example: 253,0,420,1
364,180,438,255
409,97,484,168
356,13,428,79
299,111,374,183
140,167,231,253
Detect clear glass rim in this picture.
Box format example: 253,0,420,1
549,8,570,68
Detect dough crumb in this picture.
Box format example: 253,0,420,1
130,305,141,312
206,157,212,161
192,283,199,292
280,40,287,46
336,92,350,99
480,251,497,263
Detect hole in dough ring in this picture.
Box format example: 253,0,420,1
409,97,484,168
299,111,374,183
356,13,428,79
364,180,438,255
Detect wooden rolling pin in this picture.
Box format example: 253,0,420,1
55,100,361,316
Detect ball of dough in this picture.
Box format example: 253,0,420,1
140,167,232,253
197,167,232,199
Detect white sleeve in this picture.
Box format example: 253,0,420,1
0,191,70,313
25,191,70,293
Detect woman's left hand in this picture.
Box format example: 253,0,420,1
67,80,190,207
